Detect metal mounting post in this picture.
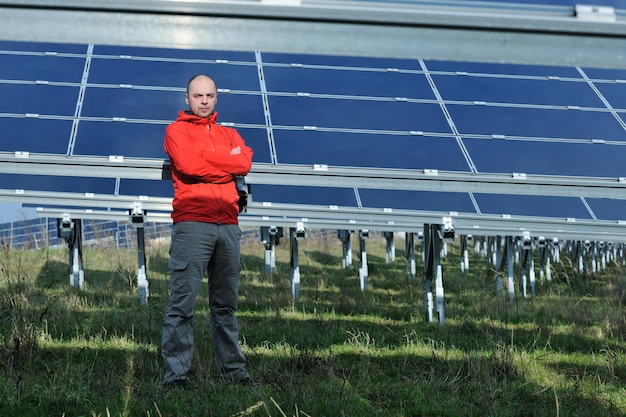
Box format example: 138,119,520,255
519,233,533,300
260,226,283,274
58,215,84,289
289,222,306,299
495,236,516,302
537,237,547,284
337,230,352,268
405,232,416,280
383,231,395,263
551,238,561,267
598,242,607,272
506,236,515,302
460,234,471,276
495,237,504,293
573,240,590,274
359,230,369,291
130,204,149,304
423,223,447,324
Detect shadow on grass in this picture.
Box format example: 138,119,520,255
244,343,626,417
3,242,622,417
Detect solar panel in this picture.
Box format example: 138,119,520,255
463,140,626,178
1,33,626,242
2,0,624,311
271,131,471,171
2,0,624,71
452,0,624,6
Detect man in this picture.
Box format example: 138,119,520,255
161,74,256,389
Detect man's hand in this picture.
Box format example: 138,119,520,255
230,146,241,155
235,176,248,213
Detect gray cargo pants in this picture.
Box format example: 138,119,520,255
161,221,249,383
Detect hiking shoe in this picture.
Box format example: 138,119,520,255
164,379,190,390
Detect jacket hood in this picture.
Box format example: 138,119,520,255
176,110,218,125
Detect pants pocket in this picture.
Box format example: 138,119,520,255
169,257,188,272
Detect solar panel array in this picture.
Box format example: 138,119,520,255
0,217,258,251
1,39,626,242
0,217,154,250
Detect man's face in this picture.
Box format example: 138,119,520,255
185,76,217,118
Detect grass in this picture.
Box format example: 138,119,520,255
1,231,625,416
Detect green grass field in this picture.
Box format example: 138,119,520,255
1,231,625,416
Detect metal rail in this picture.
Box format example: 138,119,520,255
0,0,625,68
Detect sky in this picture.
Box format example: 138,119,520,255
0,202,38,224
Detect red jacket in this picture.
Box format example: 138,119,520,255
164,111,253,224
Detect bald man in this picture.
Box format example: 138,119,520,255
161,74,258,389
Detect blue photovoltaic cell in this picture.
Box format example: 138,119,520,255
73,122,270,162
0,118,72,154
119,178,173,198
580,68,626,81
93,45,255,62
3,38,626,225
237,127,273,164
81,87,182,120
0,54,85,83
448,105,626,141
268,96,451,132
462,139,626,177
424,60,583,78
0,40,88,54
594,82,626,110
0,173,116,194
211,94,267,125
251,184,358,207
272,130,472,171
586,198,626,222
88,58,261,91
261,52,423,70
82,89,265,124
473,194,593,219
0,84,79,116
431,75,605,108
262,66,435,99
358,189,477,213
73,121,168,159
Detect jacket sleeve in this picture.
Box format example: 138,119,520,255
213,128,253,177
164,123,251,183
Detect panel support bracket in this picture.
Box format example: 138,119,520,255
130,203,149,304
57,214,84,289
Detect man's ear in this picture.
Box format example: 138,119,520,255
184,94,190,105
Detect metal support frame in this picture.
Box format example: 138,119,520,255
519,233,535,300
1,0,625,69
130,204,149,304
506,237,516,302
337,229,352,268
596,241,608,273
405,232,417,280
460,234,472,276
55,206,150,303
383,231,395,263
423,223,445,324
289,222,306,299
260,226,283,274
573,240,589,274
536,237,550,284
57,215,84,289
495,236,516,302
358,230,369,291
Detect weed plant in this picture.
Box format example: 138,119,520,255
0,232,625,416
